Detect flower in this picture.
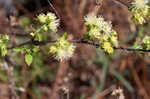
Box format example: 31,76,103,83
110,36,118,47
89,27,101,39
102,21,112,35
37,14,47,24
46,13,57,22
37,12,60,33
84,13,119,54
30,32,35,37
132,0,149,8
55,45,75,61
1,45,7,56
102,34,109,41
131,0,149,24
48,20,59,33
42,25,48,32
143,36,150,44
112,87,125,99
49,35,76,61
49,46,57,54
142,36,150,49
103,42,114,54
3,35,9,40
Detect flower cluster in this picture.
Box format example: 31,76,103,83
49,34,76,61
30,12,60,42
37,12,60,33
0,35,9,56
131,0,149,24
142,36,150,50
84,13,118,54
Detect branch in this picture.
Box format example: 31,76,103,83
7,39,150,52
113,0,131,8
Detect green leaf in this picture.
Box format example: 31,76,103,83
1,45,8,56
62,32,67,39
13,47,25,53
37,33,42,42
20,16,31,25
32,46,39,53
110,68,134,93
83,34,91,40
25,53,33,66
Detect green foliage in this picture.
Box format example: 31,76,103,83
142,36,150,49
25,53,33,66
0,2,150,98
13,47,26,54
0,35,9,57
110,68,134,93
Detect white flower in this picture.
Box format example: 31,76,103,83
132,0,149,8
48,20,59,32
37,14,47,24
84,13,104,27
46,12,60,33
55,44,76,61
47,13,57,22
102,21,112,35
112,87,125,99
89,27,101,39
37,12,60,33
50,37,76,61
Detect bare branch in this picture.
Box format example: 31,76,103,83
113,0,131,8
7,39,150,52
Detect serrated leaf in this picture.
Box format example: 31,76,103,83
25,53,33,66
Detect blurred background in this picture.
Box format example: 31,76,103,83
0,0,150,99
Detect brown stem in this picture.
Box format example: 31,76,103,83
128,55,149,99
21,53,28,99
51,61,69,99
7,39,150,52
113,0,131,8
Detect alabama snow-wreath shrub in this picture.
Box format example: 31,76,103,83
0,0,150,65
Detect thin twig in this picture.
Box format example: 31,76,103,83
113,0,131,8
47,0,61,20
7,39,150,52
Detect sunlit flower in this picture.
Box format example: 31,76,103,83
37,12,60,33
1,45,7,56
49,46,57,54
102,21,112,35
84,13,103,27
30,32,35,37
46,13,57,22
131,0,149,24
89,27,101,39
103,42,114,54
84,13,119,54
102,34,109,41
142,36,150,49
37,14,47,24
132,0,149,8
110,36,118,47
48,20,59,33
49,36,76,61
